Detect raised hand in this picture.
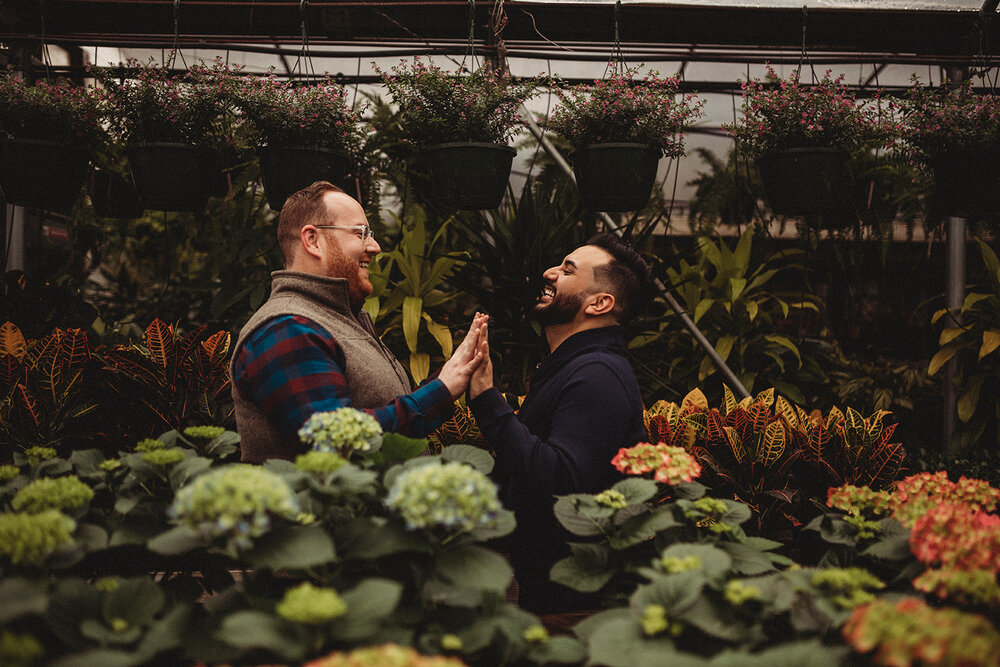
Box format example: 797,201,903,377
469,319,493,400
437,312,488,399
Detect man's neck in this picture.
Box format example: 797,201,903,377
544,318,615,353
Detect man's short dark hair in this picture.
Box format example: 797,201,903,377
587,232,653,325
277,181,345,267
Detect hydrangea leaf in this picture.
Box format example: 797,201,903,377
683,595,750,642
334,517,431,560
440,444,494,475
659,544,733,583
431,543,513,593
553,495,610,536
609,507,680,550
329,578,403,642
0,577,48,623
45,578,104,648
528,635,588,666
104,578,164,628
717,542,776,576
366,432,428,465
468,507,516,542
147,525,207,556
550,553,614,593
631,573,705,617
215,610,303,661
710,639,851,666
611,478,659,505
246,525,336,571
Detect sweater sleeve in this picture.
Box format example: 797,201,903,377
232,315,453,438
469,359,634,496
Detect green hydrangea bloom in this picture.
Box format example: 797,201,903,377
23,446,56,465
725,580,762,606
169,464,299,552
94,577,120,592
99,458,122,472
183,425,226,440
440,634,463,651
309,644,466,666
142,449,186,467
275,582,347,624
640,604,669,636
844,514,882,540
685,497,734,533
295,450,347,474
594,489,628,509
298,408,382,456
522,625,549,643
135,438,165,452
385,461,500,532
813,567,885,609
0,629,43,666
12,475,94,514
657,554,702,574
0,509,76,565
0,464,19,481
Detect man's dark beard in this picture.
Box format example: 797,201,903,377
533,290,587,327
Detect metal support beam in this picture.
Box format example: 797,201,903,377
519,109,751,400
943,215,967,453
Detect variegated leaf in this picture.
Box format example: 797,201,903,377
0,353,21,393
725,426,746,464
680,387,708,413
145,319,175,369
759,421,786,467
754,387,775,408
775,395,798,429
844,407,865,450
200,331,232,368
58,328,91,374
722,384,738,416
0,321,27,360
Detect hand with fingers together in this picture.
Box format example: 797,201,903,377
437,312,490,400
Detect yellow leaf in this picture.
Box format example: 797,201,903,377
0,322,27,360
422,313,453,359
930,308,950,325
759,421,786,466
928,345,959,376
755,387,774,408
722,385,737,416
980,330,1000,360
408,352,430,385
939,327,968,346
680,388,708,412
775,396,798,429
402,296,423,354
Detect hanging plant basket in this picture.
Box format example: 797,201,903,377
419,142,515,210
925,144,1000,215
0,138,90,213
756,147,850,216
126,142,219,212
572,143,660,212
257,145,351,211
89,167,143,219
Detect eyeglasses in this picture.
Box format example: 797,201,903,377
314,224,376,245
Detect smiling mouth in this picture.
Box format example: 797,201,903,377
539,284,555,301
359,260,369,270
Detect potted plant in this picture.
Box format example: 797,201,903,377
726,65,889,217
899,78,1000,215
0,70,107,213
378,58,537,210
547,65,704,212
237,73,366,210
98,57,231,212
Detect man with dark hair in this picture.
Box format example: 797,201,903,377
231,181,486,463
468,232,651,616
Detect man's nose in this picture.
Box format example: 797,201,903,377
367,237,381,254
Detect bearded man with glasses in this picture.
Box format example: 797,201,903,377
231,181,487,463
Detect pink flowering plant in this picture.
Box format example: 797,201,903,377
0,69,107,146
376,58,538,148
547,64,704,157
96,56,235,146
236,73,366,156
900,78,1000,157
611,441,702,486
726,65,891,160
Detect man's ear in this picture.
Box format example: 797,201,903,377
585,292,616,317
300,225,324,260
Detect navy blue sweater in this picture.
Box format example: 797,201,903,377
469,326,646,614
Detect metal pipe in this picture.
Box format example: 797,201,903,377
519,108,752,399
943,215,967,453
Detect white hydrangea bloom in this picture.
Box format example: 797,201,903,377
298,408,382,456
385,461,500,532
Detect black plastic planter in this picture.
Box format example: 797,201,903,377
258,145,351,211
420,142,516,210
572,143,660,212
756,147,850,217
0,138,90,213
126,142,218,212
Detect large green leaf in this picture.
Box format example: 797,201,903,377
330,578,403,642
683,594,750,642
215,611,303,660
0,577,48,623
247,524,336,570
553,495,610,537
550,549,613,593
335,517,431,560
718,542,776,575
367,432,429,465
422,313,453,358
612,477,659,505
608,507,680,549
104,577,164,627
402,295,423,354
658,544,733,582
146,525,206,556
957,375,985,423
432,544,513,593
631,573,704,616
441,444,495,474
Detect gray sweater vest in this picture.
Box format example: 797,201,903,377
231,270,411,463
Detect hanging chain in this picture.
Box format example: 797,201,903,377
291,0,315,79
462,0,479,72
604,0,625,78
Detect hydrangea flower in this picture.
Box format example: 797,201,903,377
142,449,187,467
891,472,1000,528
298,408,382,456
11,475,94,514
0,509,76,565
0,630,43,666
724,580,762,606
593,489,628,509
812,567,884,609
23,446,56,465
908,502,1000,574
439,634,462,651
304,644,467,667
169,464,300,552
827,484,893,517
843,598,1000,666
684,497,735,533
183,425,226,440
611,442,701,485
639,604,683,637
135,438,165,452
522,625,549,643
656,554,702,574
914,568,1000,607
295,450,347,474
0,464,19,481
275,582,347,624
99,458,122,472
385,461,500,532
